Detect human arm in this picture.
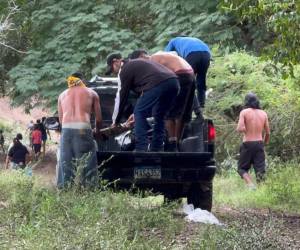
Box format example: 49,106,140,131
92,91,102,133
114,64,133,124
125,114,135,128
236,110,246,133
165,39,175,52
5,147,13,169
58,96,63,124
264,114,270,144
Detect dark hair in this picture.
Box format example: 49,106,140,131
36,119,41,124
105,52,122,75
129,49,148,59
16,133,23,140
42,117,46,122
71,72,84,80
244,93,260,109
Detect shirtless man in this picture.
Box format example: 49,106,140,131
57,72,102,187
130,49,195,151
236,93,270,189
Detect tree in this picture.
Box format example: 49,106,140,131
220,0,300,70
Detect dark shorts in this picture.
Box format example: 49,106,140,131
33,144,41,153
166,73,195,122
42,133,47,142
238,141,266,178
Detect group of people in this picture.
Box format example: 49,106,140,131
57,36,270,189
2,117,51,170
27,118,51,159
56,36,211,187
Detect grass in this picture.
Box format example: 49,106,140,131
214,160,300,214
0,160,299,249
0,170,183,249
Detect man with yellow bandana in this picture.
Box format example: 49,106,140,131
57,72,102,187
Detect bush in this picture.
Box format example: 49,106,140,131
206,50,300,166
213,159,300,213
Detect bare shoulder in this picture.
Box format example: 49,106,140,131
58,89,69,99
259,109,268,117
239,108,249,116
88,88,99,99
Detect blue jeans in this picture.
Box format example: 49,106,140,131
57,128,97,187
134,78,179,151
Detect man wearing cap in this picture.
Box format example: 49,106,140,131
236,93,270,189
130,49,195,151
57,72,102,187
165,36,211,108
106,54,180,151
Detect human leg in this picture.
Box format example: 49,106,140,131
237,142,255,187
253,142,266,183
151,78,179,151
186,51,210,108
73,129,98,186
134,90,157,151
57,129,74,187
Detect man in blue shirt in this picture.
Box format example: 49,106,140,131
165,36,211,108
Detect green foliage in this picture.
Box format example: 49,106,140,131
214,159,300,213
220,0,300,70
5,0,243,109
206,50,300,163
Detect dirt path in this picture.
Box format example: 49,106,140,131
0,97,48,126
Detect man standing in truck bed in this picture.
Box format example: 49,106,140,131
57,72,102,187
165,36,211,109
236,93,270,189
129,49,195,151
106,55,179,152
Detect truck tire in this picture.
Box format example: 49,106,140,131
187,182,212,211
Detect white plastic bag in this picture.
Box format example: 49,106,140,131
183,204,223,225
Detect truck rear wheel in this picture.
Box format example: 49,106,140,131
187,182,212,211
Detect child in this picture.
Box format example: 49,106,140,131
0,130,5,153
31,124,42,160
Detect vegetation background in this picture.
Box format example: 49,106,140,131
0,0,299,249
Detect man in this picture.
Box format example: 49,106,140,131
130,49,195,151
6,137,30,170
165,36,211,108
36,118,51,157
57,72,102,187
5,133,23,169
106,55,179,151
32,124,42,160
236,93,270,189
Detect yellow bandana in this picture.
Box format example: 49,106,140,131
67,76,86,88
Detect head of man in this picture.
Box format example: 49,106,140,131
105,52,122,75
16,133,23,140
244,92,260,109
129,49,149,59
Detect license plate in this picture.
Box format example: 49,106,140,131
134,166,161,179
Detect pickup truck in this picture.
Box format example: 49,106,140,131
88,76,217,211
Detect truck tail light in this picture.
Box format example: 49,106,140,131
208,123,216,142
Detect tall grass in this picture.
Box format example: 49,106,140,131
214,159,300,213
0,170,183,249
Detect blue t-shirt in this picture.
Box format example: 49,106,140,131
165,37,211,58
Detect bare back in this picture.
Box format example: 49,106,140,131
237,108,270,142
150,52,192,73
58,86,101,128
